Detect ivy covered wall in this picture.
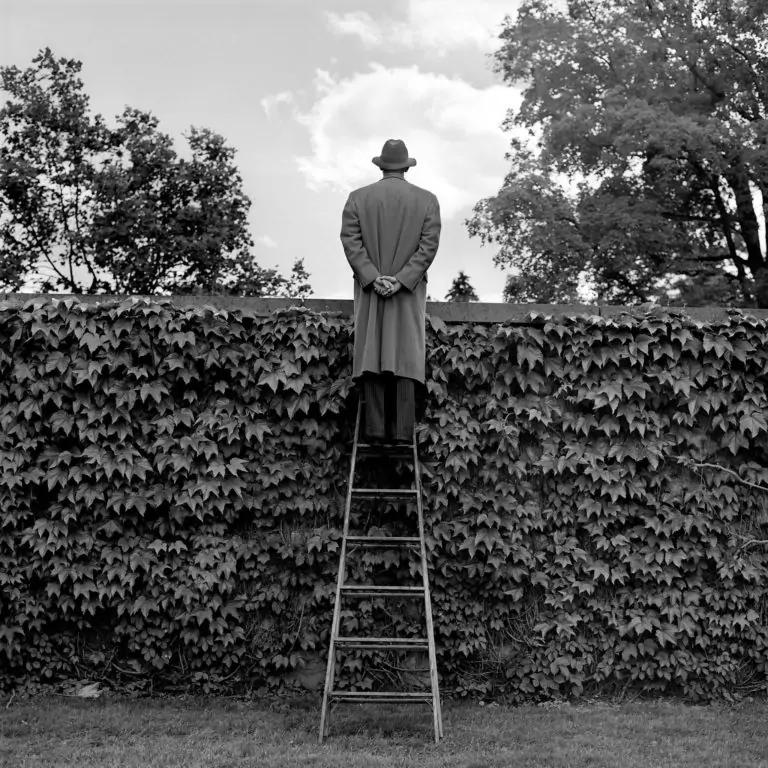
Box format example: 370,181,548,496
1,296,767,700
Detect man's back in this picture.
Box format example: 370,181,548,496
343,175,440,290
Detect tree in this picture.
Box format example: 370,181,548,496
0,49,109,292
0,48,310,297
445,270,480,301
222,253,312,299
90,108,254,295
468,0,768,306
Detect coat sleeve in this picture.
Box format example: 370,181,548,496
340,194,380,290
394,195,441,292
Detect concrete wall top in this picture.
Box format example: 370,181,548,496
3,293,768,324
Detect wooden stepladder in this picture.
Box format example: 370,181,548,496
319,395,443,743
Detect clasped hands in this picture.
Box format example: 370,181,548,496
373,275,401,297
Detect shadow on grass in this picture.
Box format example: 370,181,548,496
320,702,436,739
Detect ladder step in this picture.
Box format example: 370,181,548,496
329,690,432,703
335,636,429,650
355,451,413,460
356,443,414,457
351,487,418,500
346,535,420,548
341,584,425,598
357,442,414,451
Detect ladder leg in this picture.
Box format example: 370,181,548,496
412,419,443,743
319,395,363,743
437,685,444,739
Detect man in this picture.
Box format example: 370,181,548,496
340,138,441,443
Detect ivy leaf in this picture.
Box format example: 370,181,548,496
671,378,694,397
245,421,271,444
517,345,543,369
227,457,249,475
258,370,284,392
427,314,447,334
139,381,166,404
739,412,767,438
79,331,102,353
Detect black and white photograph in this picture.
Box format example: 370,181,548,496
1,1,768,766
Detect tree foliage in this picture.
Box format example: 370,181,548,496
0,48,310,298
445,270,479,302
468,0,768,306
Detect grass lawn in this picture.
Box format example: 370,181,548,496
2,691,767,768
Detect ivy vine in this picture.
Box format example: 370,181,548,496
1,297,766,701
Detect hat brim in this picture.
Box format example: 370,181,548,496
372,156,417,169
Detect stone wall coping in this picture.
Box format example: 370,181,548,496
3,293,768,324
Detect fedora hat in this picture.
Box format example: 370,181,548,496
372,139,417,170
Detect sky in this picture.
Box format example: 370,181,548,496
1,0,527,301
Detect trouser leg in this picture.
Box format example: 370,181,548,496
387,376,415,442
362,374,386,440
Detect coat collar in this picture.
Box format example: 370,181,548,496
381,172,407,181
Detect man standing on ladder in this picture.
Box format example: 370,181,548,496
340,138,441,443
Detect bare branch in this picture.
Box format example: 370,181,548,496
680,459,768,494
733,535,768,552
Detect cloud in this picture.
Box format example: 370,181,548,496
293,65,520,221
256,234,278,248
260,90,294,119
325,10,384,47
325,0,519,56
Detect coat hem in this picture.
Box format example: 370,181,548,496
353,368,425,386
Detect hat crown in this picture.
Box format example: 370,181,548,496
372,138,417,170
380,139,409,164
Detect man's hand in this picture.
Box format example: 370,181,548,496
373,275,401,297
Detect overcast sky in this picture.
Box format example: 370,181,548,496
1,0,526,301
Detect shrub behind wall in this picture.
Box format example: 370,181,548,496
1,296,767,700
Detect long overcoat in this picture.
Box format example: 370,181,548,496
340,174,441,386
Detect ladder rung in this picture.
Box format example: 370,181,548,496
346,535,420,548
341,585,425,598
329,690,432,703
357,442,414,451
355,451,413,460
351,488,418,500
335,636,429,649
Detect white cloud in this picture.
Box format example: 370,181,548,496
325,0,519,56
326,10,384,47
260,90,294,119
294,64,521,220
256,234,278,248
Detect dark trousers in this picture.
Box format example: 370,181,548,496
360,373,416,442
